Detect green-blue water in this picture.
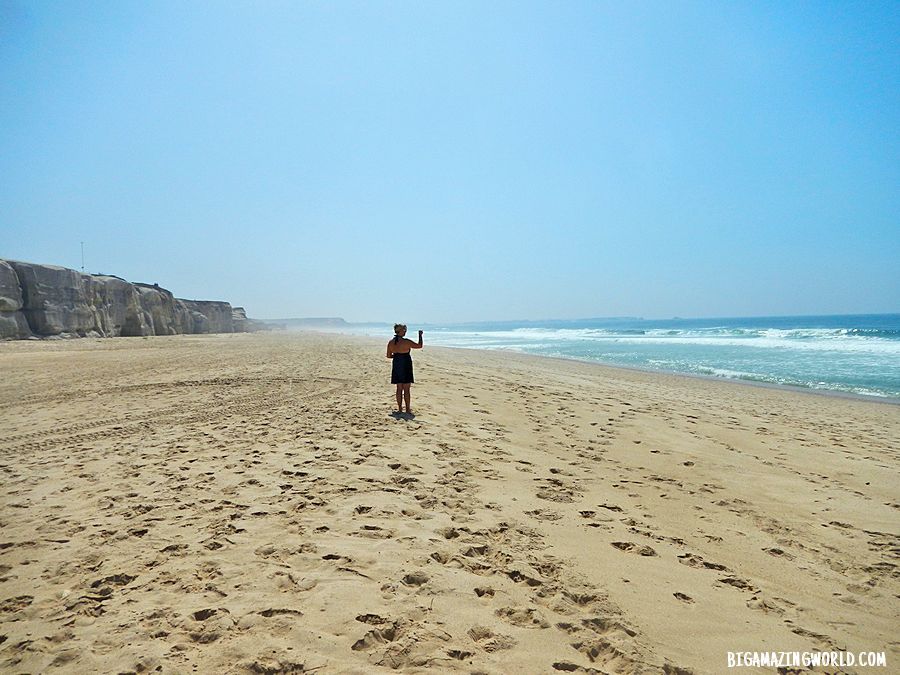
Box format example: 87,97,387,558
354,314,900,400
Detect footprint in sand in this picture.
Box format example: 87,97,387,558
525,508,564,521
187,607,234,643
554,616,642,672
610,542,657,557
0,595,33,614
677,553,728,571
352,524,395,539
762,547,794,560
257,608,303,617
717,576,758,592
400,571,429,587
430,550,452,564
495,606,550,628
467,625,516,652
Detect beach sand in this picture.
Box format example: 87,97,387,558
1,332,897,674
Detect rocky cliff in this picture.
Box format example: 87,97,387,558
0,259,266,340
0,261,31,339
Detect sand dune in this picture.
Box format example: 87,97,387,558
0,332,897,673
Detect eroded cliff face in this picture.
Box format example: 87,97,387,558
0,259,265,339
180,300,234,334
0,261,31,339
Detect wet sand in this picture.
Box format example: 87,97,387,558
1,332,897,673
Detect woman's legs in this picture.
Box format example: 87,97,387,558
403,383,412,413
395,384,403,412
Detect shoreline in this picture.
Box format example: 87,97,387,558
1,332,897,673
7,323,898,404
284,328,900,407
3,329,897,407
432,344,900,407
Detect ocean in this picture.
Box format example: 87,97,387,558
350,314,900,401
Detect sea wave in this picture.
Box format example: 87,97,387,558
691,366,896,399
430,327,900,355
358,316,900,399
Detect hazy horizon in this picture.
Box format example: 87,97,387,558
2,2,898,323
264,311,900,325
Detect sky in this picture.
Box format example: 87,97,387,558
1,1,898,323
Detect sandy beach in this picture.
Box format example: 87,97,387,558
1,331,897,674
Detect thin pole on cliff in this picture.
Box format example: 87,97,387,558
81,242,84,273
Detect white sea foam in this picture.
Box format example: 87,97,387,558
429,327,900,355
364,317,900,398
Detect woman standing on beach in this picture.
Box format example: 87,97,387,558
387,323,423,414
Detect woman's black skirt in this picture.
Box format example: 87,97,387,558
391,352,414,384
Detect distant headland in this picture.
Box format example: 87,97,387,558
0,259,268,340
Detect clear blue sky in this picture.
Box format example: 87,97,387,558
2,1,898,322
